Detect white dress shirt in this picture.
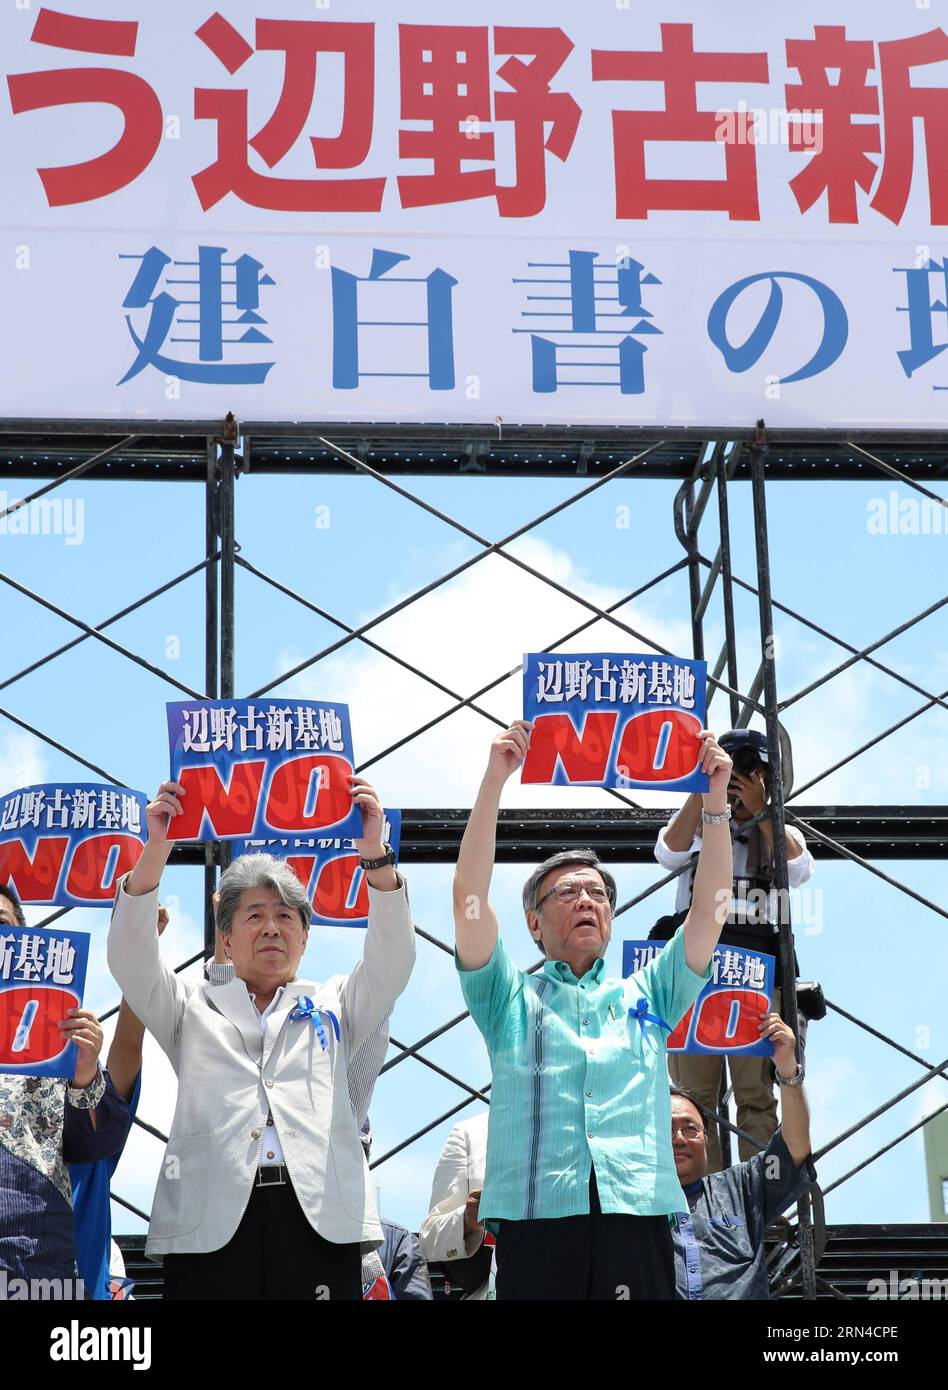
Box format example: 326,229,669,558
250,986,287,1166
655,816,814,919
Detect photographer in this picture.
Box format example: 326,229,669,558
651,729,814,1172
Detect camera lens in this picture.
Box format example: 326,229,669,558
730,747,761,775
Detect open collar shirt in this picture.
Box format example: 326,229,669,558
249,986,287,1166
673,1129,816,1300
458,924,710,1225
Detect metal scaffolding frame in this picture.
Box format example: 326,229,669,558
1,415,946,1301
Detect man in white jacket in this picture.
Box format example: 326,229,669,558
419,1113,490,1300
107,774,414,1300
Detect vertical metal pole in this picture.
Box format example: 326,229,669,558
717,1069,733,1170
205,438,219,702
715,448,741,729
748,433,802,1055
796,1186,817,1302
219,424,236,704
204,438,220,960
749,424,814,1300
218,417,237,876
684,482,705,660
713,447,740,1152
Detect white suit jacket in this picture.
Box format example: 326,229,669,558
419,1113,489,1300
107,873,414,1258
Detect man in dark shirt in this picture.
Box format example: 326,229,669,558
669,1013,815,1300
375,1220,434,1300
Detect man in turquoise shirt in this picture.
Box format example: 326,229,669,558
454,719,733,1300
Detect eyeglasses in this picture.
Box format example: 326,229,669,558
534,881,612,910
671,1121,705,1140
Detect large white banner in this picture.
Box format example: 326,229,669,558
3,2,947,427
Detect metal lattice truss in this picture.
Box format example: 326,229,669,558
1,416,946,1298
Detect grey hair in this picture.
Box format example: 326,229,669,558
521,849,618,917
215,854,311,937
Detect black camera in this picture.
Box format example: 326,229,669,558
730,745,764,776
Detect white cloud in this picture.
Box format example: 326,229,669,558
274,533,698,809
912,1075,948,1126
268,529,947,813
721,612,948,806
0,729,46,796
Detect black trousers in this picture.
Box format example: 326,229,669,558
495,1173,675,1301
162,1179,362,1301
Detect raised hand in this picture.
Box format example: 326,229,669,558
144,781,186,843
349,776,386,856
60,1008,104,1088
126,780,184,897
486,720,532,784
697,730,733,805
759,1012,798,1078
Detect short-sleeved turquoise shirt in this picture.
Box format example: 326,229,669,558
458,925,710,1224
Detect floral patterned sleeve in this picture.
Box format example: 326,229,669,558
66,1068,105,1110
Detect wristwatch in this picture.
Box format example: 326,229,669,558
359,842,397,871
775,1063,805,1088
702,805,732,825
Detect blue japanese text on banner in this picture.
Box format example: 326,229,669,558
5,4,948,431
0,926,90,1078
521,653,708,791
236,810,402,929
166,699,363,842
623,940,775,1056
0,784,147,908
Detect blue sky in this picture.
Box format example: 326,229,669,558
1,461,946,1238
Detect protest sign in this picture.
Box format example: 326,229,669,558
166,699,363,842
0,784,147,907
0,926,90,1077
623,939,775,1055
522,653,707,791
238,809,402,928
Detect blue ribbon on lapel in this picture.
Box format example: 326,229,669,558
628,995,672,1036
289,995,340,1052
